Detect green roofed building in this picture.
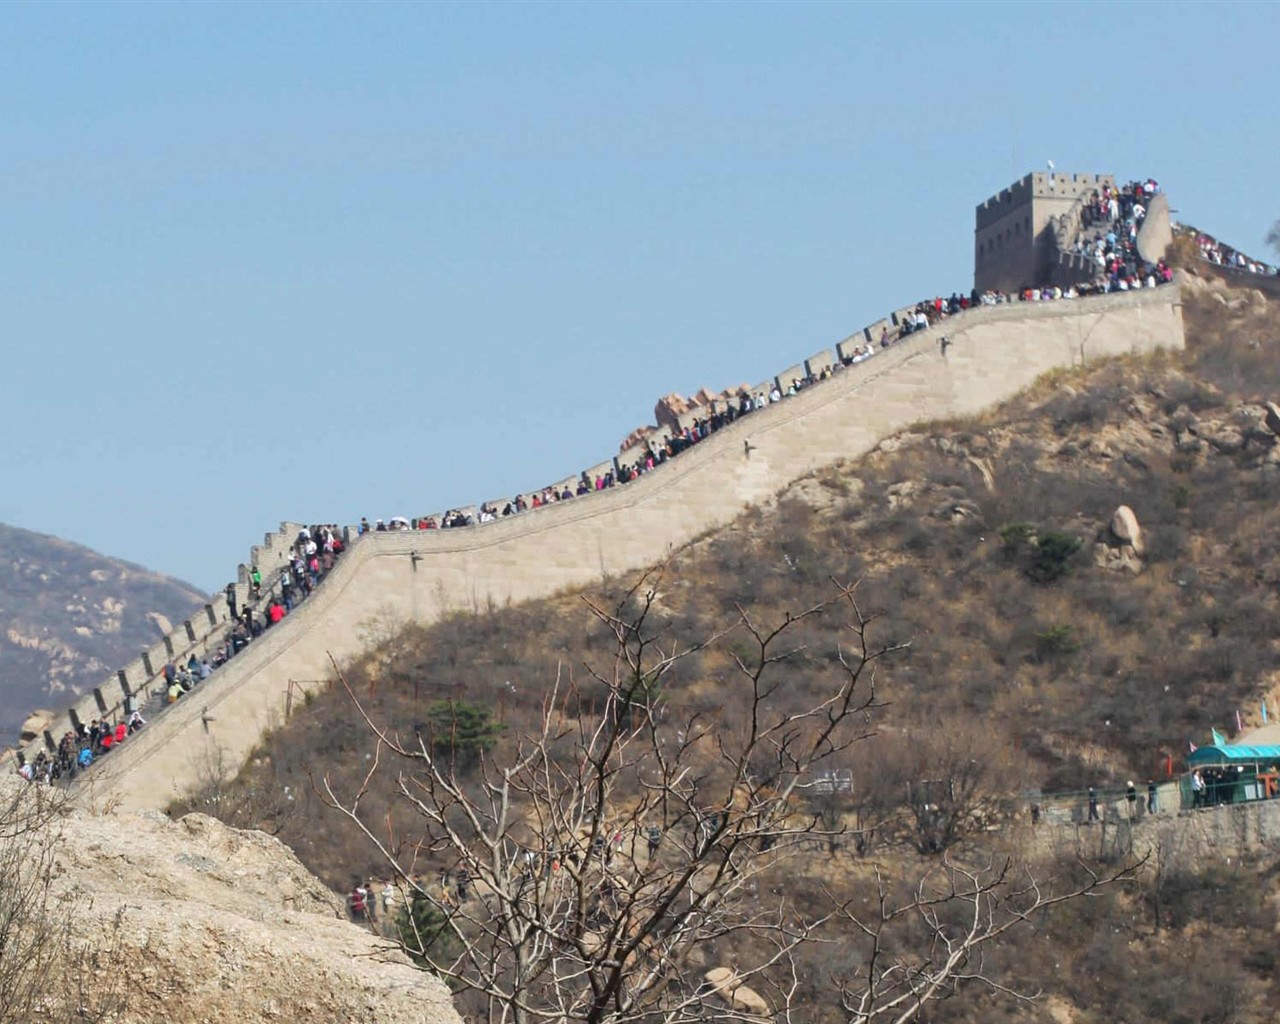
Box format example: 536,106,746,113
1183,745,1280,808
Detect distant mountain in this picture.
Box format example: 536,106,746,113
0,523,205,746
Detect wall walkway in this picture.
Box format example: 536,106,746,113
18,521,305,765
83,285,1186,812
1024,794,1280,868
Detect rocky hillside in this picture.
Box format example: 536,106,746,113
0,777,459,1024
184,272,1280,1024
220,272,1280,856
0,524,205,745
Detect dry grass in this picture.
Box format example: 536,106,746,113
188,282,1280,1024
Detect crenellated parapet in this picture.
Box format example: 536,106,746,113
16,520,306,766
65,282,1185,813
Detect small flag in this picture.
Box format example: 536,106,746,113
1237,709,1244,734
1189,740,1198,753
1211,727,1227,747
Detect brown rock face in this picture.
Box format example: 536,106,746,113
621,385,751,451
1095,504,1144,573
1110,505,1145,555
619,425,657,452
654,392,695,433
1264,401,1280,437
19,709,53,743
7,781,461,1024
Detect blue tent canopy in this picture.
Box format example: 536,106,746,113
1188,745,1280,767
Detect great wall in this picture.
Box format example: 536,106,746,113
47,282,1185,811
22,169,1280,815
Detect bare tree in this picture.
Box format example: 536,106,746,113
1268,219,1280,259
169,741,300,837
897,719,1020,855
832,855,1134,1024
320,573,1134,1024
0,785,65,1023
0,783,129,1024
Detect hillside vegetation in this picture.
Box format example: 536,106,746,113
191,274,1280,1024
0,524,204,745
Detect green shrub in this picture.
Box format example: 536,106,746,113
397,892,455,969
999,522,1035,549
423,700,504,769
1034,624,1080,660
1031,530,1082,582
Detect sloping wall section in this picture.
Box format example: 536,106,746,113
89,285,1186,812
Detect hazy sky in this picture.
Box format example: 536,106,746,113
1,2,1275,592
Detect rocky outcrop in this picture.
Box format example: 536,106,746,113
1095,504,1144,573
620,385,749,451
703,967,770,1018
19,709,53,743
655,387,735,432
7,779,460,1024
1264,401,1280,438
618,424,657,451
1110,505,1144,553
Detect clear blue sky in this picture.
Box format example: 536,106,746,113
0,1,1275,592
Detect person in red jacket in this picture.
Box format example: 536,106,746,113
114,721,127,745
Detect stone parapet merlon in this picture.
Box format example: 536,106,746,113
16,520,306,765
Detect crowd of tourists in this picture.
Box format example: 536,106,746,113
15,524,349,787
156,525,348,710
1189,766,1252,807
1191,229,1275,276
16,709,148,784
13,175,1194,785
360,256,1178,535
1063,178,1172,286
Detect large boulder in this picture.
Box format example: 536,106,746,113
1265,402,1280,438
654,386,748,433
1135,192,1172,265
1110,505,1144,555
19,709,54,743
618,424,657,453
626,384,751,446
1095,505,1144,574
703,968,770,1018
655,392,696,432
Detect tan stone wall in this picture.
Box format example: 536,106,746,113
87,286,1186,812
1024,796,1280,868
19,520,308,764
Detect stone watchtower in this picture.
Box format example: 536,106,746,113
974,171,1115,293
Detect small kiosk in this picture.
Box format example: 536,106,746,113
1183,744,1280,809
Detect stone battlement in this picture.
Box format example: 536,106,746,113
17,521,308,766
975,172,1115,230
70,283,1186,812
